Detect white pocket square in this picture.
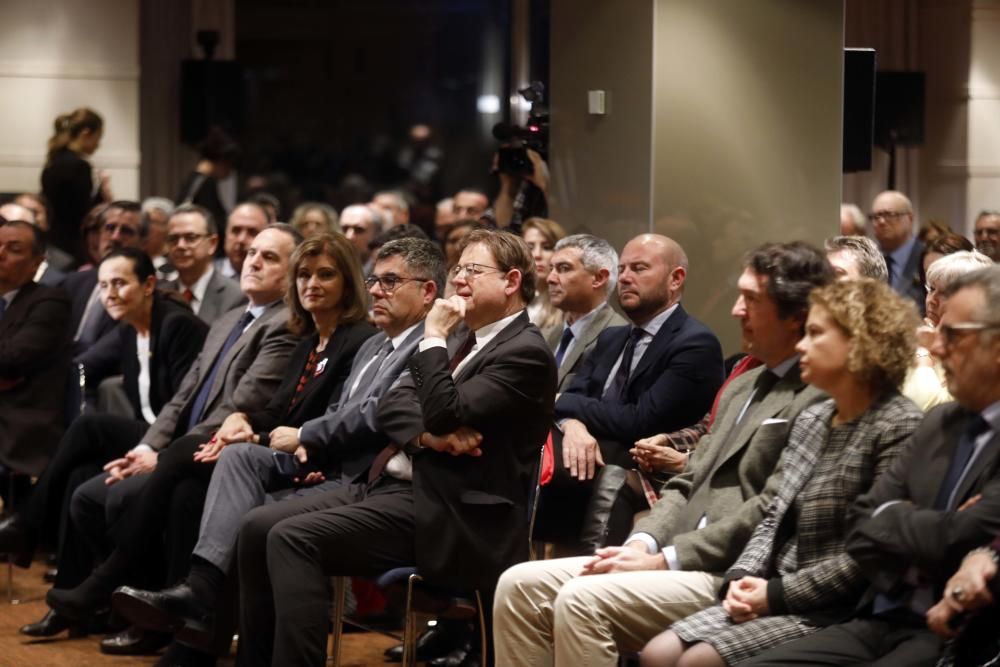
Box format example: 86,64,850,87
761,418,789,425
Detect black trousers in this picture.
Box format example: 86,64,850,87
739,617,943,667
236,478,415,667
22,414,147,588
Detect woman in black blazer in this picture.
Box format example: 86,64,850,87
8,248,207,637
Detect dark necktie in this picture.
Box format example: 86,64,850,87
554,327,574,367
934,415,991,510
883,254,895,286
605,328,645,402
348,338,394,401
368,331,478,483
187,310,255,431
0,297,6,320
182,288,194,303
738,369,780,423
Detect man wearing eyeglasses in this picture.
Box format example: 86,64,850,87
160,204,245,324
739,264,1000,666
869,190,926,313
340,204,384,272
227,229,556,667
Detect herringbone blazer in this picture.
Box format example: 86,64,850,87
723,392,922,621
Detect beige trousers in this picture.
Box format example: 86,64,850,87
493,556,721,667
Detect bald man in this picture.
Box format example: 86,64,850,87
870,190,925,312
535,234,724,553
0,202,67,286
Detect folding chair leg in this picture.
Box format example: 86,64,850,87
402,573,423,667
328,577,348,665
475,590,488,665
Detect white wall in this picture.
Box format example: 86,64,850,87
967,0,1000,230
0,0,140,199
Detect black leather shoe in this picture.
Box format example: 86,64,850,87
112,583,212,634
100,625,172,656
18,609,87,638
429,642,480,667
0,513,34,568
46,587,111,624
383,623,470,662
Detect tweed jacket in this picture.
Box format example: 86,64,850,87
722,392,922,624
632,363,823,572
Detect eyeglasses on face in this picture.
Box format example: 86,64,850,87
449,263,503,280
104,223,138,237
867,210,909,223
364,273,428,293
937,321,1000,347
166,232,210,246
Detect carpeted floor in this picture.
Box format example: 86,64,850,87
0,559,401,666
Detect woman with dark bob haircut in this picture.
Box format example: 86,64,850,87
642,279,925,667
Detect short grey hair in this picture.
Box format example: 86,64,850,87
375,190,410,213
554,233,620,295
840,203,866,233
940,264,1000,328
825,235,888,281
375,237,446,297
927,250,994,291
142,197,175,217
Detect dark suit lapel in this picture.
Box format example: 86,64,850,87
626,304,686,390
0,283,36,336
558,304,612,385
917,409,974,507
951,430,1000,509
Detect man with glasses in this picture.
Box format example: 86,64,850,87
974,210,1000,262
108,238,445,663
740,264,1000,666
340,203,384,272
869,190,926,312
160,204,245,324
231,229,556,666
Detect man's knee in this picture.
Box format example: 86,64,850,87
554,574,607,619
239,503,278,554
69,474,108,526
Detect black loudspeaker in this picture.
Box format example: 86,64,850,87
180,60,245,145
843,48,876,173
874,71,925,149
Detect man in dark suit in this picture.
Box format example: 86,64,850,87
35,224,302,631
536,233,724,551
0,219,71,481
544,233,627,393
494,241,833,665
159,204,246,324
109,237,446,656
870,189,925,313
741,264,1000,666
0,201,68,285
233,228,556,667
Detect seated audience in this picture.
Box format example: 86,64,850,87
522,217,566,338
140,196,175,278
159,204,246,324
14,192,75,272
546,233,626,392
371,190,410,228
434,196,456,239
738,265,1000,667
215,202,268,280
339,204,385,273
234,228,557,666
442,219,480,271
33,225,301,638
642,279,923,666
0,200,67,286
289,202,340,239
918,232,974,294
493,242,832,666
111,237,443,663
451,189,489,221
0,219,72,496
536,234,723,552
974,209,1000,262
78,202,110,270
0,247,207,636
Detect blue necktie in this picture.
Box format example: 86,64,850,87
187,311,255,431
554,327,574,367
934,415,990,510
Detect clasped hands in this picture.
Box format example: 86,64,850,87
579,541,667,576
630,433,688,474
722,576,770,623
104,448,157,485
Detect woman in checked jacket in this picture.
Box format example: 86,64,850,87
641,279,925,667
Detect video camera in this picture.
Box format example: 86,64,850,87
492,81,549,176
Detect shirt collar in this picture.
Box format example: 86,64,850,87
979,400,1000,435
634,302,679,338
473,309,524,345
567,302,609,338
887,236,916,268
390,321,422,350
181,265,215,304
0,288,18,308
769,354,800,378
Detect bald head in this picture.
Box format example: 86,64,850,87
618,234,688,325
870,190,915,252
0,203,36,225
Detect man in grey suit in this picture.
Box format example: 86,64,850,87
160,204,246,324
545,234,626,393
493,241,834,666
109,237,445,645
44,224,302,623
